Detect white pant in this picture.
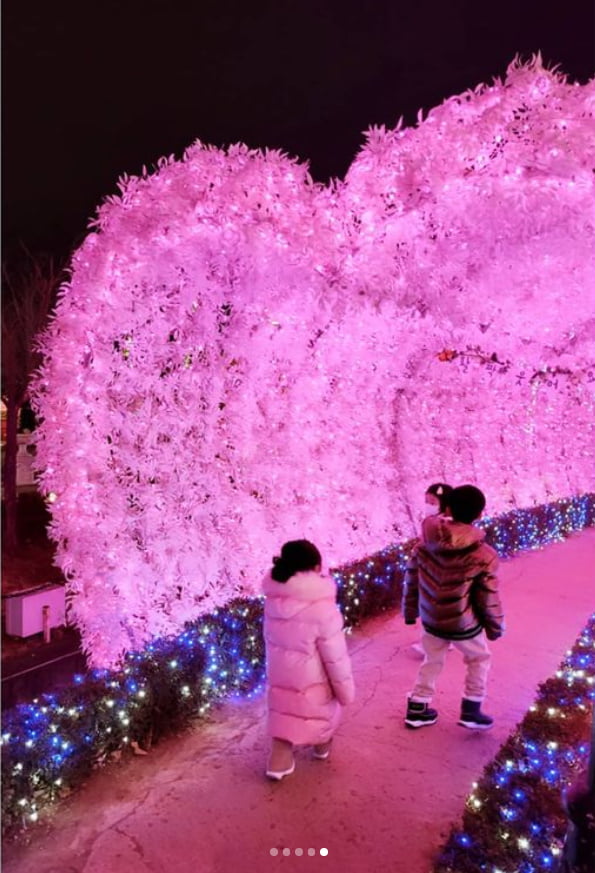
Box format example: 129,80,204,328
410,629,491,703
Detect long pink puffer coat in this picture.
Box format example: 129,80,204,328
263,569,355,745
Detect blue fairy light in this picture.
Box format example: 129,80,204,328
4,496,595,838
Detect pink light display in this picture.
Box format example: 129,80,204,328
32,58,595,667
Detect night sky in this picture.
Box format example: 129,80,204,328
3,1,594,258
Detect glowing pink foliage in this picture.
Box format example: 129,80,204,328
32,58,595,666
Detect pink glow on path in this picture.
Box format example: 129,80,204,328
32,57,595,667
2,531,594,873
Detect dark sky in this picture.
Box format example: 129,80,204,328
3,1,594,257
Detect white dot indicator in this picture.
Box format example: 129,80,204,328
320,848,329,856
270,848,278,856
295,848,303,856
282,848,290,856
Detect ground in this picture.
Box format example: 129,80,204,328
2,529,594,873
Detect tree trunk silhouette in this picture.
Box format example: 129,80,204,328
2,397,21,554
2,244,65,556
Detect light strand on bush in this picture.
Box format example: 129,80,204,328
1,496,593,835
434,615,594,873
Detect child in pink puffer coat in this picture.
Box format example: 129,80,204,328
263,539,355,781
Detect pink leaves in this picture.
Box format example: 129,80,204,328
32,59,595,667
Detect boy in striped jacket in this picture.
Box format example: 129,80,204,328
402,484,504,729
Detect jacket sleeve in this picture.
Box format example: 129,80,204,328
472,552,504,641
402,550,420,624
316,605,355,705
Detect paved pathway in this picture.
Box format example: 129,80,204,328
3,529,595,873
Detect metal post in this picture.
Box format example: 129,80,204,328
42,605,51,643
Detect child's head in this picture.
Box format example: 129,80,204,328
447,485,486,524
271,539,322,583
425,482,453,514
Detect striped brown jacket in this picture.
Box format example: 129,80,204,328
402,515,504,641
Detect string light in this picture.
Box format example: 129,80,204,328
2,496,593,844
437,604,595,873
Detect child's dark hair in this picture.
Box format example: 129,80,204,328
271,539,322,583
448,485,486,524
426,482,453,513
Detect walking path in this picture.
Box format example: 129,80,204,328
3,529,595,873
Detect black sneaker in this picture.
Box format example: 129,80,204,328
405,699,438,729
458,698,493,730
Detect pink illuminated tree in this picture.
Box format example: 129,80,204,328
32,58,595,666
